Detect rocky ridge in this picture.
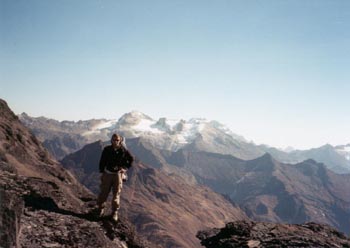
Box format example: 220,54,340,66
197,220,350,248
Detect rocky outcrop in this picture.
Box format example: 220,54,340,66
0,181,23,248
197,220,350,248
0,171,148,248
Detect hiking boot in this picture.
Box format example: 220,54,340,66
112,212,118,222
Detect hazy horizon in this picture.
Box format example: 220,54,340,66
1,0,350,149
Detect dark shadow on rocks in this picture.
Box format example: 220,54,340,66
23,195,99,222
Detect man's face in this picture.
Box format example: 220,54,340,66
112,135,122,148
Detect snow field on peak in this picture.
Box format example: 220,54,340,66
94,120,117,130
335,145,350,161
133,118,164,134
132,118,207,145
78,112,244,152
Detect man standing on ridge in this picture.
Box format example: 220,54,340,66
96,133,134,222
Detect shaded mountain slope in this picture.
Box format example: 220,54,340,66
60,140,104,193
231,155,350,234
122,163,247,248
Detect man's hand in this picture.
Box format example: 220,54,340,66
120,169,128,182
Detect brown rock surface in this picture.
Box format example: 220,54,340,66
197,220,350,248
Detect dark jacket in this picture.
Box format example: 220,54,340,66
99,145,134,173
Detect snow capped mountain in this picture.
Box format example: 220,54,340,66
335,144,350,161
19,110,260,159
115,111,202,135
111,111,250,153
81,119,117,137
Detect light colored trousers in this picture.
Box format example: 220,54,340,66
97,171,124,213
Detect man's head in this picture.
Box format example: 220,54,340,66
111,133,123,148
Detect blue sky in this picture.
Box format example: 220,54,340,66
1,0,350,149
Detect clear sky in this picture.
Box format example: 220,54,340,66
1,0,350,149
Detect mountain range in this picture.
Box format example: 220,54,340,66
19,111,350,174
